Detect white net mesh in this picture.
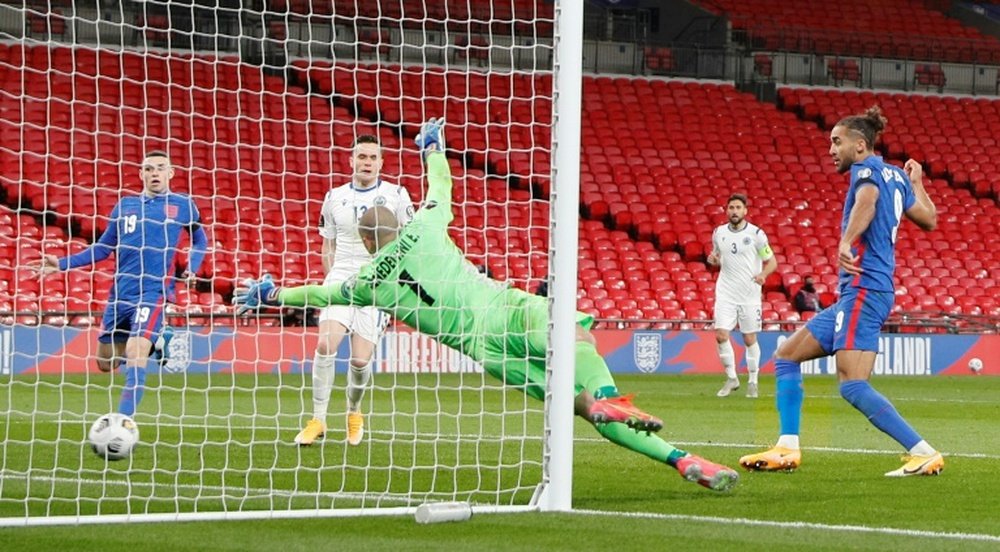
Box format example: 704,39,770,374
0,0,556,522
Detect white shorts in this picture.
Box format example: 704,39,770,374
713,301,762,334
318,305,389,344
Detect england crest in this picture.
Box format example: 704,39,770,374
633,332,661,373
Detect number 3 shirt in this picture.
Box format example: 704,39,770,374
712,221,774,305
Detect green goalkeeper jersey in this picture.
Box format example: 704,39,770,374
277,151,507,360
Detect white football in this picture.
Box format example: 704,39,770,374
89,413,139,461
968,358,983,374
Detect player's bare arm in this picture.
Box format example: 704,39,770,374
707,248,720,266
321,237,336,274
903,159,937,231
754,255,778,285
838,184,879,276
30,254,61,277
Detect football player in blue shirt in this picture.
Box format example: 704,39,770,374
739,107,942,477
36,151,208,417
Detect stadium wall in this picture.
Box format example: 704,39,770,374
3,325,996,377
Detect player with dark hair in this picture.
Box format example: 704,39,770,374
34,150,208,416
707,193,777,399
294,133,414,447
739,106,942,477
236,119,741,491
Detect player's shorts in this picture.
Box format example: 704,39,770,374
99,297,166,345
479,289,593,402
318,305,389,344
805,287,893,354
713,300,762,333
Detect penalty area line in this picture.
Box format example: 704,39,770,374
16,417,1000,461
574,509,1000,543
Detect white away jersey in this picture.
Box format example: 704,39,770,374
712,221,773,305
319,180,414,278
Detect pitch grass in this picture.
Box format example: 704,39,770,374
2,373,999,551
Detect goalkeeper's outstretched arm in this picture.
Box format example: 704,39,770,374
234,277,355,315
277,284,353,308
416,117,454,225
423,151,453,222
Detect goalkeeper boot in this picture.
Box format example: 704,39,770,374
588,394,663,433
739,446,801,471
294,417,326,446
676,454,740,492
884,452,944,477
346,411,365,446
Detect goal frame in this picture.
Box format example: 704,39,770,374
0,0,583,526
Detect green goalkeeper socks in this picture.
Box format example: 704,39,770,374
595,423,688,467
575,341,617,395
575,340,690,468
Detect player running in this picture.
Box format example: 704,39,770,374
707,194,777,399
739,106,943,477
294,135,414,447
34,150,207,416
236,118,740,491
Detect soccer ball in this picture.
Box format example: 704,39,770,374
968,358,983,374
88,413,139,460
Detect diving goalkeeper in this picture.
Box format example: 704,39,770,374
235,119,740,492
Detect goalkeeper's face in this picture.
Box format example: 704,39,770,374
141,156,173,195
350,143,383,187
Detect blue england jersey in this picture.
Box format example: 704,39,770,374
839,156,915,293
59,192,207,303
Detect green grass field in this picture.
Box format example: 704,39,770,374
2,373,999,551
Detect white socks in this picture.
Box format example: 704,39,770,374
909,440,936,456
312,352,336,422
776,434,800,450
347,363,372,413
717,340,736,379
746,342,761,385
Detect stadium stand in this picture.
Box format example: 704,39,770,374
697,0,1000,63
3,40,999,325
779,88,1000,202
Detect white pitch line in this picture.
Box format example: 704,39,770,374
649,390,1000,405
574,509,1000,544
7,416,1000,460
667,440,1000,460
12,475,1000,543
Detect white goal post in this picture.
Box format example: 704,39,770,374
0,0,581,525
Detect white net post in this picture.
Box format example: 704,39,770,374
0,0,562,525
541,0,583,512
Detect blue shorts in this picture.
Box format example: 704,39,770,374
99,297,166,345
805,287,893,354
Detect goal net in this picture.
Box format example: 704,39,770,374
0,0,576,525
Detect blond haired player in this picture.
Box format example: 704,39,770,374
707,193,777,399
295,135,414,446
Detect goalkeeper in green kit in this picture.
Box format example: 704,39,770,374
235,118,739,491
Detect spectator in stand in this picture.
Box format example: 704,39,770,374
794,276,822,313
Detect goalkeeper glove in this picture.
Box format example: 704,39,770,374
233,274,281,316
414,117,445,156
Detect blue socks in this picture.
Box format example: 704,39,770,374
839,380,922,450
774,359,804,436
774,360,923,450
118,364,147,417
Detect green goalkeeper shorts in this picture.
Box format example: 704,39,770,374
480,288,593,401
